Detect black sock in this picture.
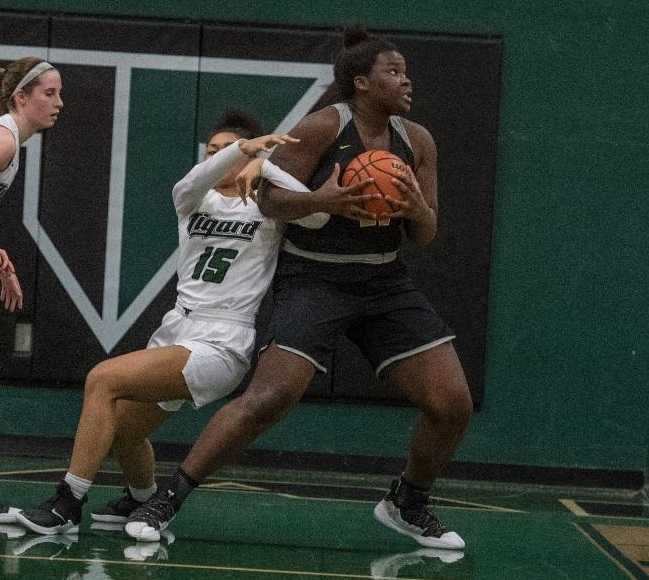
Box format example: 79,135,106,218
400,475,431,494
167,468,199,503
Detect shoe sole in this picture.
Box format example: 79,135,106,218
90,513,128,523
124,515,174,543
373,501,465,550
0,508,20,524
15,512,78,536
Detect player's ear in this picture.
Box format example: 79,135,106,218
354,75,370,92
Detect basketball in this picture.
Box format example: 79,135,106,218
341,150,407,225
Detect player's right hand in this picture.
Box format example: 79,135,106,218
0,269,23,312
0,248,15,273
235,157,264,205
239,133,300,157
312,164,380,222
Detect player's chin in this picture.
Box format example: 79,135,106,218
40,117,58,129
394,99,411,114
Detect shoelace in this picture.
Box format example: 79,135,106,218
402,503,449,537
128,492,175,529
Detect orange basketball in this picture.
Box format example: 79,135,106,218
341,150,407,223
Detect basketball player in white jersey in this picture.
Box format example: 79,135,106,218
0,58,63,523
15,111,370,536
0,57,62,313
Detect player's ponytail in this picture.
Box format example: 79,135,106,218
334,25,398,101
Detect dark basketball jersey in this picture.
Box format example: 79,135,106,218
283,103,415,258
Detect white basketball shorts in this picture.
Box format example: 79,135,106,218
149,306,255,412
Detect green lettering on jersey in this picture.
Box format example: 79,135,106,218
191,246,239,284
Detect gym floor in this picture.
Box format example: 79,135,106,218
0,456,647,579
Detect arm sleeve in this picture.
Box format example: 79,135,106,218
172,141,248,216
260,160,330,230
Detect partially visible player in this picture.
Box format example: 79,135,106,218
14,111,369,535
0,57,63,522
0,57,63,313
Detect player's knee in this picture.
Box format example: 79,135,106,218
84,362,120,399
112,432,148,457
239,380,304,429
421,383,472,429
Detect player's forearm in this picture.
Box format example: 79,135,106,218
256,181,321,220
260,162,329,229
406,206,437,246
172,141,248,215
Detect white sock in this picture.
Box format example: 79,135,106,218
129,482,157,503
64,472,92,500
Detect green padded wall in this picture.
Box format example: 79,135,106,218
0,1,647,472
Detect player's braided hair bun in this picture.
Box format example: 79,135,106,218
343,24,371,49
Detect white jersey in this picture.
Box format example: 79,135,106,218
175,190,281,320
172,142,309,321
0,113,20,199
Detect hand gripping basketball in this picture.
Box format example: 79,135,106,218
341,150,407,226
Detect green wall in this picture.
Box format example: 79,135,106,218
1,0,648,473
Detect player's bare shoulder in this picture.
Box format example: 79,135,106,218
284,106,340,148
269,105,341,183
0,126,17,172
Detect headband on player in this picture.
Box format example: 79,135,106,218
11,62,55,97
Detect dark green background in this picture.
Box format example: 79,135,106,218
0,0,647,474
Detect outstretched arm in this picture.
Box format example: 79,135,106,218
172,133,298,216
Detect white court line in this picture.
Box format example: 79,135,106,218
200,483,525,513
202,486,524,512
0,472,524,513
573,523,636,580
560,499,649,521
0,554,419,580
0,468,68,476
560,499,589,516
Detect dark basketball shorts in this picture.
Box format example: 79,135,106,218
266,260,455,376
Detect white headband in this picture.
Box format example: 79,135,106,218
11,62,55,98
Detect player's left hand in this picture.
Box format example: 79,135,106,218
238,133,300,158
384,166,432,223
0,270,23,312
235,157,264,205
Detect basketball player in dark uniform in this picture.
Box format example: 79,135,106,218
127,26,472,550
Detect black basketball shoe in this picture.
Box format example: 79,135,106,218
374,478,465,549
91,488,143,523
125,486,181,542
16,481,86,535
